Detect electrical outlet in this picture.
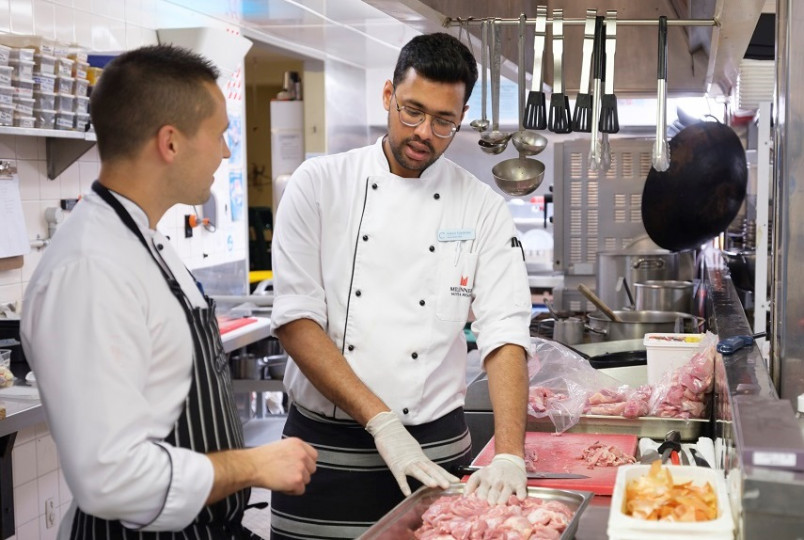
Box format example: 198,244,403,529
45,498,55,528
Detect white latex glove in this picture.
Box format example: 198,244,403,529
366,411,459,496
465,453,527,505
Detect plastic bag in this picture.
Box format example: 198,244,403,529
527,337,625,432
648,331,718,419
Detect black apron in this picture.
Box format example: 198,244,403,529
69,181,260,539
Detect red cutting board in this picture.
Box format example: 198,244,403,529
217,317,258,335
471,432,638,496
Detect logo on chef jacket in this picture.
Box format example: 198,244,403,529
450,275,473,297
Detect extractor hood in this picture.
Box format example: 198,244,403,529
364,0,766,98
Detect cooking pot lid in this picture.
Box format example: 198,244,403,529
641,122,747,252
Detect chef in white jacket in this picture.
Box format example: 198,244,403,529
270,32,532,539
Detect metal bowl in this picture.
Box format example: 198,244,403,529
511,130,548,156
492,157,545,196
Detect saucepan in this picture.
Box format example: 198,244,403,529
634,280,694,313
587,310,700,342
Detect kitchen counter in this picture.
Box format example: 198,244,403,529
0,390,43,438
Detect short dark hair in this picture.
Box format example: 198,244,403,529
90,44,220,162
392,33,478,105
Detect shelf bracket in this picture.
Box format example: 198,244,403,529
45,137,96,180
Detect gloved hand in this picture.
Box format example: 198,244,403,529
366,411,459,496
465,453,527,505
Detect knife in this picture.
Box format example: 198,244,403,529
456,465,589,480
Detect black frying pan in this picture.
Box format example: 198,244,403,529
641,121,747,252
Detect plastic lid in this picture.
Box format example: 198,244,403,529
798,394,804,414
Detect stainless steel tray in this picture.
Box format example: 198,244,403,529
359,483,593,539
527,414,708,441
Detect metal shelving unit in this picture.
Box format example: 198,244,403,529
0,125,96,180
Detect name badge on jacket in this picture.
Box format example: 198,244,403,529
437,229,475,242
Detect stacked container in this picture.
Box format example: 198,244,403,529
0,44,13,126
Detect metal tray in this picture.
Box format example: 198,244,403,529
527,414,709,441
359,483,593,539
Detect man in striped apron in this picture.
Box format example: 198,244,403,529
21,45,317,539
270,33,532,538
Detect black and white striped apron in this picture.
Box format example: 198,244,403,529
72,181,260,539
270,404,472,539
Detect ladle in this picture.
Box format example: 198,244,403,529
577,283,623,322
479,20,510,154
469,20,490,133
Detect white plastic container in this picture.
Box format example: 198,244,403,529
0,65,12,86
34,53,56,75
0,44,11,65
33,108,56,129
0,85,12,106
55,111,75,130
34,90,56,110
607,464,735,540
11,78,34,98
55,93,74,113
72,61,89,80
73,77,89,97
9,48,35,63
0,104,13,126
643,333,706,384
13,113,35,128
55,57,74,77
13,96,34,116
73,95,89,115
33,73,56,93
74,112,90,131
9,59,34,80
54,75,74,95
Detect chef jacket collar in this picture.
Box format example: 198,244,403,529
373,135,446,181
93,186,154,236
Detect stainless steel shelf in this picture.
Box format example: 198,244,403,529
0,125,97,180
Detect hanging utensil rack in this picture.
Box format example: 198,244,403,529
445,17,717,28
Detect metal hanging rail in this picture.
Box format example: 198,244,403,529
445,16,718,28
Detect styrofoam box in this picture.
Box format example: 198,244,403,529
607,464,735,540
644,333,705,385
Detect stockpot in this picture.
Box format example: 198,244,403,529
596,249,680,310
634,280,694,313
587,310,697,341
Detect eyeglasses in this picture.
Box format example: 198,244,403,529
392,90,459,139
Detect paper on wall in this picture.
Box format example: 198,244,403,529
0,175,31,258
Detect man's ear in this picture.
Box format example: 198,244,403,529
382,80,394,112
155,125,179,163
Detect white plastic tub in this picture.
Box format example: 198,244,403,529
643,333,705,384
607,464,734,540
33,108,56,129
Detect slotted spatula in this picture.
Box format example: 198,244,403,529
571,10,597,133
599,10,619,134
522,6,547,130
548,8,572,133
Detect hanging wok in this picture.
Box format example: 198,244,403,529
641,121,747,252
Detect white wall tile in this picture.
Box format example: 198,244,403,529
59,161,80,198
16,424,37,445
33,0,55,40
124,0,141,26
18,169,40,201
0,268,22,286
0,135,15,158
37,470,59,517
21,248,42,282
14,518,38,540
10,0,34,34
73,8,92,48
0,282,23,305
58,470,71,505
35,434,59,475
38,163,60,200
91,14,125,51
17,160,40,187
13,479,38,527
53,3,75,44
0,0,11,33
12,440,37,488
72,0,90,12
39,512,58,540
22,200,46,240
15,138,39,161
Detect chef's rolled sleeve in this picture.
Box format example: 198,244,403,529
270,294,328,333
133,444,214,531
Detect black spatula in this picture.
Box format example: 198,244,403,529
571,10,597,133
522,6,547,130
599,10,619,134
548,8,572,133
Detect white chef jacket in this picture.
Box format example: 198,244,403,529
271,137,532,424
21,190,214,536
